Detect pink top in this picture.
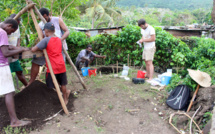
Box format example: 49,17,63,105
0,28,9,67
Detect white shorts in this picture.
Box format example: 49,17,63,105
0,65,15,95
142,47,156,61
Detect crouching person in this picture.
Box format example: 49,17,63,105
75,45,106,70
0,19,31,127
31,22,70,104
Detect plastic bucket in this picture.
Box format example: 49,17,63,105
161,76,172,85
81,67,90,77
137,71,146,79
88,68,97,77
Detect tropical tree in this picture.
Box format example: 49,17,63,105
212,0,215,24
84,0,121,28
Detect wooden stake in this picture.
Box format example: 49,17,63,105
117,61,118,74
96,59,97,67
127,54,129,67
187,84,200,112
33,5,88,91
29,6,69,115
130,59,131,68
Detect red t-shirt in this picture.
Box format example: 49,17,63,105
36,37,66,74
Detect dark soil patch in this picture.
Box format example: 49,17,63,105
96,66,123,74
0,80,75,132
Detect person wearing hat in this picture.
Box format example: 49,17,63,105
8,14,28,87
31,22,71,104
28,7,70,86
75,45,106,70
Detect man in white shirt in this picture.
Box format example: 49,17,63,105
138,19,156,81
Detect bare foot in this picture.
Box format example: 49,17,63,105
146,79,152,83
10,120,31,127
64,90,71,105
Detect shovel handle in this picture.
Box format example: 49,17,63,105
187,84,200,112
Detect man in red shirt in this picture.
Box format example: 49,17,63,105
31,22,70,104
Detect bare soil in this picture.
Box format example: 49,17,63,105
0,80,75,132
29,67,176,134
0,67,178,134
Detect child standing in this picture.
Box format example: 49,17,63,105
31,22,70,104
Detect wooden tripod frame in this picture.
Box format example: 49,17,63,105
13,0,88,114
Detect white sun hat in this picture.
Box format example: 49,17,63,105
187,69,211,87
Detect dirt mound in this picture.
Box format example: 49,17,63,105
0,80,75,131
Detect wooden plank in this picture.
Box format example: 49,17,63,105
12,50,43,59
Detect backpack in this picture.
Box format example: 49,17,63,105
166,85,191,110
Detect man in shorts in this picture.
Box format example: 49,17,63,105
0,19,31,127
31,22,70,104
28,8,69,86
8,14,28,86
75,45,106,70
138,19,156,81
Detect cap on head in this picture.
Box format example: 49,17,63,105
44,22,55,31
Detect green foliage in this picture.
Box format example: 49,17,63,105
166,74,197,92
66,30,90,61
200,112,213,129
166,36,215,91
117,0,212,10
3,126,28,134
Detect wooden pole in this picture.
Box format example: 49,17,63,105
96,59,97,67
62,47,88,90
14,3,35,20
130,59,131,68
187,84,200,112
117,61,118,74
127,54,129,67
29,6,69,115
33,5,88,90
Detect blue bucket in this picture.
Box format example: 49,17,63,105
161,76,172,85
81,67,90,76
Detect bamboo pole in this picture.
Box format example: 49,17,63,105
29,6,69,115
33,5,88,90
14,3,35,20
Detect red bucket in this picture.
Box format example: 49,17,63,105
88,68,97,77
137,70,146,78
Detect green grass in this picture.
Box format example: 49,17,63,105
3,126,29,134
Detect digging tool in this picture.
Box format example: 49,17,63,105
28,4,69,115
187,84,200,112
32,4,88,91
186,69,211,112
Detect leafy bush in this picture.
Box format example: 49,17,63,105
66,29,90,61
67,25,215,91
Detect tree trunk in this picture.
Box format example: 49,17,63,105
211,0,215,24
